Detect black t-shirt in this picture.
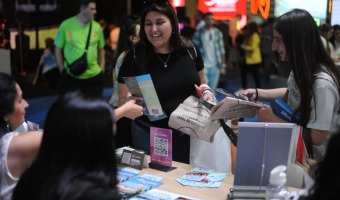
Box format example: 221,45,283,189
118,47,204,129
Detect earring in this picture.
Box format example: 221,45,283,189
4,118,10,132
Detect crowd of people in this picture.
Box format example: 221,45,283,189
1,0,340,199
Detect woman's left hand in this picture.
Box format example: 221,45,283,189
257,105,276,122
257,105,287,123
203,92,215,103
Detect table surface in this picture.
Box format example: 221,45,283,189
139,160,233,200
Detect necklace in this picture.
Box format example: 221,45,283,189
155,52,171,68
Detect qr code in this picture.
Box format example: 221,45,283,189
151,109,159,115
154,137,168,156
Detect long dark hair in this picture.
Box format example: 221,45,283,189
273,9,340,125
12,91,118,200
135,0,193,73
305,133,340,200
245,22,259,37
0,72,16,137
113,15,141,65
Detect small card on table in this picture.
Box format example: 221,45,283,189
121,149,146,170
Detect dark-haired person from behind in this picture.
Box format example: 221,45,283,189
12,91,119,200
287,132,340,200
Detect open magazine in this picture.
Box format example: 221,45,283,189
168,88,262,143
210,88,263,120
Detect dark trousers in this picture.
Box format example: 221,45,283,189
58,70,105,98
241,63,261,89
43,68,60,89
115,117,133,148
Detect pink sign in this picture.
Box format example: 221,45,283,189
150,127,173,167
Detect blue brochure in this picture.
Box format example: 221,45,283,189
270,97,300,122
118,176,163,199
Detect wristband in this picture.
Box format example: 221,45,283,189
201,88,211,93
202,89,217,103
202,89,212,95
255,88,258,101
199,83,210,90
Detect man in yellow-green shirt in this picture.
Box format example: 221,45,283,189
55,0,105,97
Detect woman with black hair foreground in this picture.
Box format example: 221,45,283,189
12,91,119,200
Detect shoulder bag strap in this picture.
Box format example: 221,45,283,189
65,22,92,66
84,21,92,53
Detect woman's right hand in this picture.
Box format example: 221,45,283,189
122,99,143,120
119,92,143,107
239,88,258,101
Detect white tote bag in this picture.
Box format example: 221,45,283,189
190,120,232,173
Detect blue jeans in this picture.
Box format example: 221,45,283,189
205,66,220,90
131,121,151,154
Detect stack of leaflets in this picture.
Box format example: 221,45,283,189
118,174,163,199
130,188,200,200
176,167,226,188
117,167,140,183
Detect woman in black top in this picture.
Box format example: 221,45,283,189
117,0,214,163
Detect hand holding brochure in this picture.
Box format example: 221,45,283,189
270,97,300,122
123,74,167,121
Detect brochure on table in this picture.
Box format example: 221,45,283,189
130,188,201,200
118,174,163,199
117,167,140,183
